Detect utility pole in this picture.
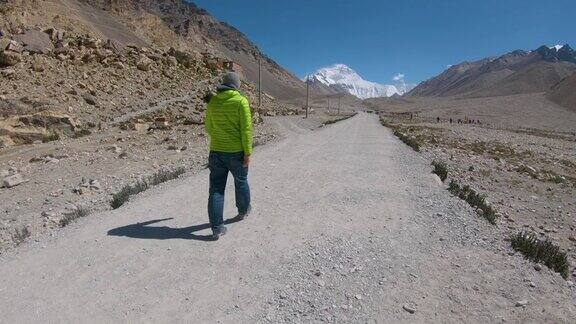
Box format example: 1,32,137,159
258,56,262,108
305,75,309,119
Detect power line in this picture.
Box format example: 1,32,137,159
305,75,309,119
258,56,262,108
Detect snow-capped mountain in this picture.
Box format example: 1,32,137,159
305,64,400,99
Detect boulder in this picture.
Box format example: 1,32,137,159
0,122,46,144
14,29,54,53
111,61,125,69
0,51,22,66
0,111,80,145
5,40,23,53
0,38,10,51
43,27,64,42
165,55,178,66
82,93,97,105
2,173,29,188
0,135,14,148
84,37,102,49
132,122,150,132
184,115,204,125
167,47,200,68
31,56,45,72
252,112,263,124
137,55,153,71
0,68,15,77
154,117,170,129
103,39,124,54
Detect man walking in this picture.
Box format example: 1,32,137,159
205,72,253,239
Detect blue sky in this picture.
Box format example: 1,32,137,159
192,0,576,85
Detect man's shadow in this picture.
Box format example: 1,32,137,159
107,216,242,242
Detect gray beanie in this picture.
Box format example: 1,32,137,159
218,72,241,91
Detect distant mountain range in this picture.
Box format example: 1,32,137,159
305,64,411,99
408,44,576,98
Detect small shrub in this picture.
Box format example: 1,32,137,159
110,167,186,209
111,180,148,209
148,167,186,186
448,180,498,225
323,113,357,126
511,231,570,279
74,129,92,138
42,130,60,143
380,118,392,128
12,226,31,245
432,161,448,182
393,130,420,152
380,117,421,151
59,207,90,227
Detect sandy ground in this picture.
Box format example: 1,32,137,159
0,113,573,323
366,93,576,132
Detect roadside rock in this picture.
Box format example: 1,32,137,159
0,135,15,148
515,300,528,307
137,55,153,71
13,29,54,53
0,51,22,66
82,93,97,106
402,304,416,314
2,173,29,188
31,56,45,72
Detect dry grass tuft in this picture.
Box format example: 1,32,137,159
511,231,570,279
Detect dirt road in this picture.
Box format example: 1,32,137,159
0,113,573,323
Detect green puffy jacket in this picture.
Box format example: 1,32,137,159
205,90,253,155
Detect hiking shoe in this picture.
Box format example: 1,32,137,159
212,226,227,240
238,205,252,220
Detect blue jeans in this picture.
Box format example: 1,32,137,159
208,151,251,231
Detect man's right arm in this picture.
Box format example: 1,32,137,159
238,97,253,166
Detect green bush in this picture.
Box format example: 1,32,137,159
12,226,30,245
432,161,448,182
111,167,186,209
393,130,420,152
511,231,570,279
73,129,92,138
322,113,356,126
448,180,498,225
42,130,60,143
59,207,90,227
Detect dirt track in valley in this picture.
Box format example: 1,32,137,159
0,113,573,323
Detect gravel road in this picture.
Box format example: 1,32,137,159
0,113,573,323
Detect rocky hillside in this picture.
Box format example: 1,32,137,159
408,45,576,98
78,0,307,100
0,0,300,149
0,0,307,98
548,72,576,112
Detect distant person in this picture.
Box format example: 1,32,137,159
436,116,440,123
204,72,252,239
449,118,453,124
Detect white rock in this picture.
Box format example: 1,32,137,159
515,300,528,307
3,173,29,188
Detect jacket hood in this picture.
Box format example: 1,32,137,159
212,89,240,101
